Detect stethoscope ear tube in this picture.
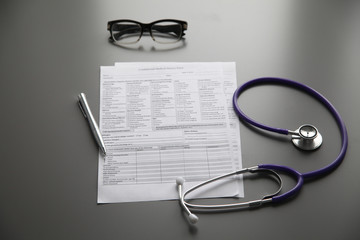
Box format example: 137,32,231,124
176,166,285,224
258,164,303,203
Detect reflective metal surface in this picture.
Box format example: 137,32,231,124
291,124,323,150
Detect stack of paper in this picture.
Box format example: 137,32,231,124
97,62,243,203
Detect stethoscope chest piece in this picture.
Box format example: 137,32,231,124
291,124,323,151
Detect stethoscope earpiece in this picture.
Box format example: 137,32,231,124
290,124,323,151
176,177,199,224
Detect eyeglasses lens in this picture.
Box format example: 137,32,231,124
151,21,183,43
111,22,142,44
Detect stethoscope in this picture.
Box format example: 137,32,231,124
176,77,348,224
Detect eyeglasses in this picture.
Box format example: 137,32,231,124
107,19,188,44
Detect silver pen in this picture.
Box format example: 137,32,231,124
78,93,107,155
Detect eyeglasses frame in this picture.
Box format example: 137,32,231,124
107,19,188,44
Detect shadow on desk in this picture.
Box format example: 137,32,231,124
108,38,187,52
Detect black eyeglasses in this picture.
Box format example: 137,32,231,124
107,19,188,44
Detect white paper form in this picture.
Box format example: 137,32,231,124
98,62,243,203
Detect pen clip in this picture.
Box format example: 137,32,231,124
78,94,88,119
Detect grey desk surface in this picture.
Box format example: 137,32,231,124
1,0,360,239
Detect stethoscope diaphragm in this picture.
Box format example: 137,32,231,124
291,124,323,151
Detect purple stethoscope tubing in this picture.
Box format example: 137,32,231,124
232,77,348,202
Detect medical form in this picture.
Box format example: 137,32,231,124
97,62,243,203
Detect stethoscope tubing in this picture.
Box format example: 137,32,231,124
233,77,348,180
258,164,303,203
